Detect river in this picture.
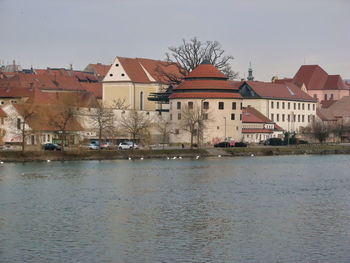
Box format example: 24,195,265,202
0,155,349,262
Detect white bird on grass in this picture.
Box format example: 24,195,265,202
196,156,200,159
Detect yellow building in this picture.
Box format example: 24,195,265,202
103,57,180,111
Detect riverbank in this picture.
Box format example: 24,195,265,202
1,144,350,162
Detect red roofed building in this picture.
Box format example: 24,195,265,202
103,56,182,111
293,65,350,101
169,61,243,145
84,63,111,81
242,106,283,143
239,81,317,132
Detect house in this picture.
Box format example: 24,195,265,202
169,61,243,145
84,63,111,81
239,81,317,133
292,65,349,102
102,56,181,111
0,108,7,145
242,106,283,143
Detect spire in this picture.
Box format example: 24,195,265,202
247,62,254,81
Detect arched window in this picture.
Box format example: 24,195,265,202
140,92,144,110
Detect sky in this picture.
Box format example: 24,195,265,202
0,0,349,81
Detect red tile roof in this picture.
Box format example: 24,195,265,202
115,57,183,84
293,65,349,91
242,128,273,134
170,92,242,99
320,99,337,108
326,96,350,117
242,106,273,123
177,79,239,90
86,63,111,79
316,108,336,121
243,81,315,101
80,82,102,99
185,63,228,79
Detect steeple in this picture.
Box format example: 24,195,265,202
247,62,254,81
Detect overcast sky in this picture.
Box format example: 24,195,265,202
0,0,349,81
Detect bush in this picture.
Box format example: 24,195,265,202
234,142,247,147
265,138,284,146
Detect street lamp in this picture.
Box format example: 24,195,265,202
224,116,226,141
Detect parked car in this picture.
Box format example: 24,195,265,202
234,142,247,147
214,142,232,148
264,138,284,146
89,141,99,150
118,141,138,150
44,143,61,151
100,142,111,150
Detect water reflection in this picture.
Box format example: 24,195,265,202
0,156,350,262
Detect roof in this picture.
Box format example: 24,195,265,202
85,63,111,79
14,104,84,132
0,108,7,117
241,81,315,101
80,82,102,99
326,96,350,117
242,128,273,134
171,63,242,100
273,78,293,84
293,65,349,91
242,106,274,123
170,92,242,99
320,99,337,108
316,108,337,121
185,63,228,80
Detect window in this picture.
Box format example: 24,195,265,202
17,118,21,130
298,115,300,122
308,104,310,110
178,113,181,120
288,114,290,122
288,102,290,109
240,114,242,120
203,113,208,120
175,129,179,135
232,102,236,110
109,73,113,77
240,103,243,110
298,103,300,110
170,114,172,121
203,101,209,109
313,104,315,111
293,115,296,122
271,101,274,109
47,134,50,142
302,103,305,110
277,114,279,122
218,102,224,110
177,101,181,110
282,102,285,109
271,114,274,121
277,102,279,109
294,103,296,110
188,101,193,109
282,114,285,122
115,63,119,67
313,94,317,99
302,115,304,122
308,115,310,122
324,94,327,101
121,73,125,77
0,101,4,105
231,113,235,120
330,94,334,100
0,117,4,125
140,92,144,110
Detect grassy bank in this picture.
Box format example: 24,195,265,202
0,144,349,162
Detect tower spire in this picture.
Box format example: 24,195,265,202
247,62,254,81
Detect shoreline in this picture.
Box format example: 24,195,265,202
1,144,350,162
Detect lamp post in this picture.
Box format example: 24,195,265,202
224,116,226,141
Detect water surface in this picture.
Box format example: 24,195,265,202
0,155,349,262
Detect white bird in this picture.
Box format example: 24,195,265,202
196,156,199,159
172,157,177,160
47,160,51,163
179,156,182,159
251,154,254,157
128,157,132,160
0,161,4,164
218,155,221,158
166,157,170,160
140,157,144,160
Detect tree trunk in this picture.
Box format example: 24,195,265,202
190,132,194,149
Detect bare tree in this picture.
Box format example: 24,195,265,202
112,98,129,110
181,104,210,149
90,104,115,147
14,104,35,152
311,120,331,143
156,37,238,85
156,116,173,149
119,110,152,148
